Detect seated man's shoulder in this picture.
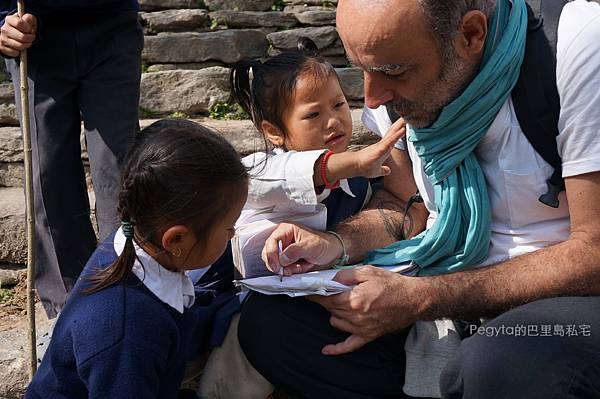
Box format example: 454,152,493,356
560,1,600,47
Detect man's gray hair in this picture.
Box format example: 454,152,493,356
418,0,497,60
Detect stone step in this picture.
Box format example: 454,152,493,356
0,110,376,262
0,186,96,265
0,110,377,189
0,264,25,287
0,302,53,399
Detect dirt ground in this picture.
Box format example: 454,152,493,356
0,273,31,330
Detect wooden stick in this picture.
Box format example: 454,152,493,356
17,0,38,380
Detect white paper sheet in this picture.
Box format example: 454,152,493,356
235,263,418,297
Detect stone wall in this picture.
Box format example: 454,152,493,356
0,1,373,268
138,0,364,116
0,0,364,125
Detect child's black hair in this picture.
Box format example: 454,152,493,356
87,119,248,293
230,37,337,140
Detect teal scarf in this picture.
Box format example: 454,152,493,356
365,0,527,275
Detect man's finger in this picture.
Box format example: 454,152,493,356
331,267,374,286
12,14,37,34
261,237,281,273
4,27,35,44
0,45,18,57
0,36,29,52
322,334,372,355
308,290,353,313
21,14,38,33
283,259,314,275
279,242,308,266
379,165,391,176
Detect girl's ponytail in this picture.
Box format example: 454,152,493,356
230,60,262,127
85,215,138,294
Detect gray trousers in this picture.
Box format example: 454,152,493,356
6,10,143,317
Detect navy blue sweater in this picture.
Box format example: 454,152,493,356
26,235,199,399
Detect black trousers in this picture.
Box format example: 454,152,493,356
6,10,143,317
239,294,600,398
239,293,410,399
441,296,600,398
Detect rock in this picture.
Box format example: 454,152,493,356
267,26,339,51
0,163,23,187
197,118,265,156
0,103,18,126
324,56,350,67
142,30,268,64
0,83,15,102
349,108,377,146
0,187,26,265
139,67,231,116
209,11,297,28
293,10,336,26
336,67,364,100
0,83,18,126
0,264,25,287
283,5,332,13
140,9,209,33
0,127,22,163
146,62,225,72
137,111,375,156
204,0,274,11
138,0,199,11
0,303,54,399
319,37,345,55
284,0,337,5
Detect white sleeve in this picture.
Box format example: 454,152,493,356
242,149,327,211
556,0,600,178
361,105,406,150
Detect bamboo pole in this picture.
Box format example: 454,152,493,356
16,0,38,380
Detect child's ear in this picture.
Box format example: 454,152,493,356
261,120,285,148
161,225,190,258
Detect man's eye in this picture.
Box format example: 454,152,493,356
385,70,408,80
304,112,319,119
334,101,346,108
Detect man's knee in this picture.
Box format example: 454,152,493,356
441,297,600,398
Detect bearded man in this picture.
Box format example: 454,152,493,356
238,0,600,398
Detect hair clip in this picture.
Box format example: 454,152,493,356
121,221,135,239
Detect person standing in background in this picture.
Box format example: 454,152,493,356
0,0,143,318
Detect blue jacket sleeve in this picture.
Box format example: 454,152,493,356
0,1,17,27
77,339,167,399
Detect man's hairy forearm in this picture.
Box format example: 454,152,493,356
335,188,428,263
419,233,600,321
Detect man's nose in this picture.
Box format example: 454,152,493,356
364,72,394,109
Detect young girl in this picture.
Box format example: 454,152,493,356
194,40,407,399
25,119,248,399
231,38,405,274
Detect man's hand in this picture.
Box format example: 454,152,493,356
0,13,37,57
262,222,343,275
310,266,426,355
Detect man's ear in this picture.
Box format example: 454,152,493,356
455,10,488,60
261,120,285,148
161,225,190,257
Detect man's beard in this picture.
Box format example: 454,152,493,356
389,48,479,129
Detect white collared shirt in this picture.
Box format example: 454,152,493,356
239,147,364,226
113,227,195,313
361,0,600,266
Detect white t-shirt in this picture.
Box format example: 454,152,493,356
362,0,600,266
